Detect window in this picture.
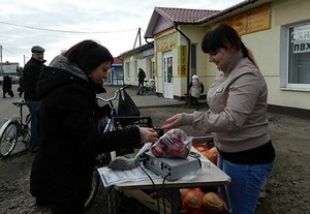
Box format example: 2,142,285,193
167,57,173,83
125,62,130,79
191,44,197,75
283,23,310,90
134,61,138,80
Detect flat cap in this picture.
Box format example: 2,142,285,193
31,46,45,53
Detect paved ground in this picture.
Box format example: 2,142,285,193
98,85,192,109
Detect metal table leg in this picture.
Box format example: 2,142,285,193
163,188,182,214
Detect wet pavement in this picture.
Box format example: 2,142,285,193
99,85,205,109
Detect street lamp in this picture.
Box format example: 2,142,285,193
23,55,29,67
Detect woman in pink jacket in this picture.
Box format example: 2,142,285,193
161,23,275,214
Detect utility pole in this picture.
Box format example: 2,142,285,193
133,28,142,49
0,45,3,76
23,55,26,66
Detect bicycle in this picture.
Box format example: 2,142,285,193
0,99,31,159
137,79,156,95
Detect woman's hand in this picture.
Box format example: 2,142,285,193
161,113,183,130
139,127,158,144
200,130,211,135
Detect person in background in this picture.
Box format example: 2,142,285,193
161,23,275,214
17,75,24,97
188,74,204,110
137,68,146,90
30,40,158,214
2,74,14,98
22,45,46,153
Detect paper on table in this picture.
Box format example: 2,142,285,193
98,165,161,187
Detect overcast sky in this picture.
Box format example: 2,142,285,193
1,0,243,66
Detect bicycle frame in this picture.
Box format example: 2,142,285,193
96,84,132,129
0,100,31,158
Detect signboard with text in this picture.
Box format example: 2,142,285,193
221,4,271,35
178,45,187,76
291,24,310,54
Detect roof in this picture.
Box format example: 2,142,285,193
113,57,122,65
197,0,268,23
154,7,219,24
145,0,269,38
145,7,218,38
118,42,154,58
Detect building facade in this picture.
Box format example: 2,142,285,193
119,43,155,88
103,58,124,85
119,0,310,115
0,62,20,76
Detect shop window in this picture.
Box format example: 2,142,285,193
134,61,138,80
282,23,310,90
191,44,197,75
125,62,130,79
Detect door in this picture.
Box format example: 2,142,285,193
163,52,174,98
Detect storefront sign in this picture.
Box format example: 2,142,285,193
178,45,187,76
221,4,271,35
291,24,310,54
247,4,270,33
224,13,247,35
156,32,178,52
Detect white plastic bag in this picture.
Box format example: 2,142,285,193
151,128,192,158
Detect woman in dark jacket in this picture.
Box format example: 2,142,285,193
30,40,157,214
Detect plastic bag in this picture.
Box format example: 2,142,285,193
108,143,152,170
151,129,192,158
117,89,140,117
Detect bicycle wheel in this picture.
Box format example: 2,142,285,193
84,169,100,211
151,87,156,95
137,86,147,95
0,121,19,158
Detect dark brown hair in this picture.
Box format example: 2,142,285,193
63,40,114,73
201,23,258,68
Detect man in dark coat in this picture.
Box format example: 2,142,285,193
2,74,14,98
22,45,46,153
137,68,146,88
29,40,157,213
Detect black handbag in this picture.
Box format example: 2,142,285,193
117,89,140,117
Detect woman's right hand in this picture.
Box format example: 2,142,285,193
161,113,183,130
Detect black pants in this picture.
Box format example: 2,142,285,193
191,97,199,109
3,90,14,98
51,202,84,214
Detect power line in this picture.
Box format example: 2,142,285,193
0,21,139,34
2,47,20,57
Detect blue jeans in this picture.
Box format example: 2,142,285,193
218,155,274,214
138,81,144,89
26,100,40,153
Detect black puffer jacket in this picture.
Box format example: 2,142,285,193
30,56,141,205
2,76,12,92
23,57,46,101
